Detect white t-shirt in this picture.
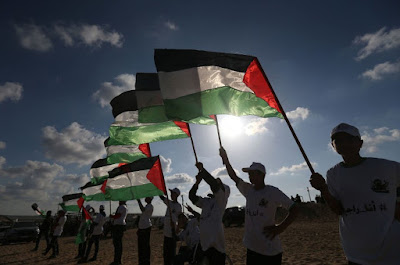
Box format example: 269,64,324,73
162,199,182,237
114,204,128,225
195,184,230,253
178,218,200,249
92,212,107,235
138,203,153,229
327,158,400,265
237,180,294,256
53,215,67,236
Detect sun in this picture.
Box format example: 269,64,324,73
218,116,243,138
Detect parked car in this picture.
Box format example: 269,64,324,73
1,221,39,245
223,206,245,227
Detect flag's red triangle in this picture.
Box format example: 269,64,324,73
146,158,167,194
139,143,151,157
101,179,108,194
77,197,85,209
173,121,190,137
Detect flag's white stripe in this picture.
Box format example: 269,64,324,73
158,66,253,100
107,170,151,190
106,145,141,156
114,110,156,126
64,200,78,206
83,185,102,196
137,90,164,109
90,163,120,178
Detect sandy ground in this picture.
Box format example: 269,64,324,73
0,220,347,265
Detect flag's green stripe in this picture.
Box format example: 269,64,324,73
91,176,108,185
138,105,215,125
163,86,283,122
83,183,163,201
59,203,80,212
107,152,148,164
108,121,189,146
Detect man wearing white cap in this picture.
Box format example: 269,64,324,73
220,148,298,265
310,123,400,265
160,188,182,265
189,162,230,265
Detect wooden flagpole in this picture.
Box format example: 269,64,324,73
187,124,199,163
255,58,315,174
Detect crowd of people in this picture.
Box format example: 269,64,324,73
31,123,399,265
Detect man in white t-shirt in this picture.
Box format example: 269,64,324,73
160,188,182,265
189,162,230,265
220,148,298,265
110,201,128,265
137,197,153,265
174,213,202,265
43,210,67,259
81,205,107,262
310,123,400,265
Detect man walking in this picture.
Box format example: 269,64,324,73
33,210,52,251
43,210,67,259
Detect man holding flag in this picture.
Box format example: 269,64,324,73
110,201,128,265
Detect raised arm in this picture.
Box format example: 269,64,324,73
185,204,200,220
137,199,145,212
219,147,241,184
310,173,344,215
195,162,221,193
189,173,202,205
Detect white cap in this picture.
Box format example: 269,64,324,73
331,123,361,139
242,162,266,174
169,188,180,196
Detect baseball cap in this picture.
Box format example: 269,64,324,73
242,162,266,174
169,188,180,196
331,123,361,139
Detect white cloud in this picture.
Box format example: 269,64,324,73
286,107,310,121
165,21,179,31
14,24,53,52
360,61,400,80
353,27,400,60
270,161,317,176
93,74,136,108
160,156,172,173
0,159,89,215
0,141,6,150
42,122,106,166
54,23,124,48
165,173,193,184
362,127,400,153
244,118,269,136
0,82,23,103
211,167,240,179
0,156,6,169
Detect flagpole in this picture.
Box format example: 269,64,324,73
187,124,198,163
214,115,223,148
255,58,315,174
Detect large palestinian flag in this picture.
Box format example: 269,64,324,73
81,156,166,201
154,49,284,122
59,193,84,212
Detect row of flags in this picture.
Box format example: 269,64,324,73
60,49,284,213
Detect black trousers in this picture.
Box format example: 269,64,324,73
137,227,151,265
112,225,125,264
78,241,87,257
163,236,176,265
44,235,59,256
35,230,49,249
85,235,100,259
204,247,225,265
246,248,282,265
174,244,204,265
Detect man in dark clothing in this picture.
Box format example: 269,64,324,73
33,211,53,251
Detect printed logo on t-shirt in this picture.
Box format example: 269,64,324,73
258,198,269,207
371,179,389,193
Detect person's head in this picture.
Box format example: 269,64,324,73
99,205,105,212
119,201,126,205
177,213,188,228
169,188,180,201
145,197,153,204
330,123,363,157
57,210,65,216
46,210,52,217
242,162,266,186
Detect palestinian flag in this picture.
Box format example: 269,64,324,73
81,156,166,201
154,49,284,122
90,158,127,185
105,140,151,164
75,206,92,245
59,193,84,212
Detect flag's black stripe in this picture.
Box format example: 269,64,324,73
80,180,104,190
136,73,160,91
62,193,83,202
154,49,255,73
108,156,158,178
110,90,139,118
90,158,109,169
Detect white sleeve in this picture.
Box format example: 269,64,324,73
237,179,252,197
326,168,340,200
273,187,294,209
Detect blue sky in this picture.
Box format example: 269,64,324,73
0,1,399,216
